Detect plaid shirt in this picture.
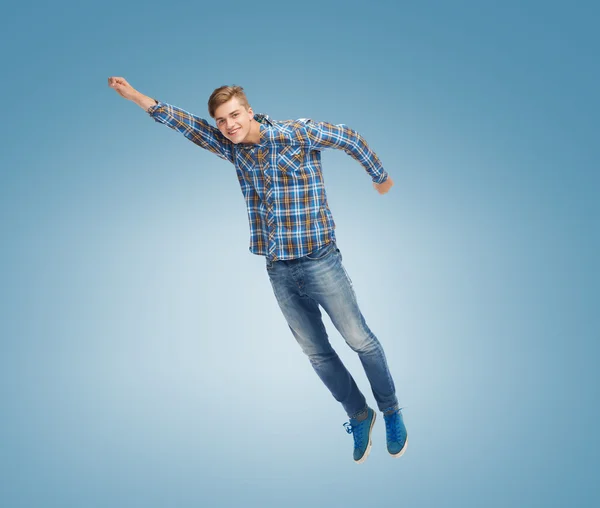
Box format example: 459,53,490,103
147,102,388,261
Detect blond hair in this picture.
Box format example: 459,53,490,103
208,85,250,118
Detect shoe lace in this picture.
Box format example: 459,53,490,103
385,411,401,441
343,421,365,449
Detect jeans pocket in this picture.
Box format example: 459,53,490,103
305,241,335,260
334,248,352,285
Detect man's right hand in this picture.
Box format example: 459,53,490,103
108,76,138,100
108,76,157,111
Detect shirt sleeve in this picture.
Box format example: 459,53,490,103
147,102,234,163
301,120,388,184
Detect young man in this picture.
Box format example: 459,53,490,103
107,77,407,464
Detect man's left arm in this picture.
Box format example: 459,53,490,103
302,120,394,194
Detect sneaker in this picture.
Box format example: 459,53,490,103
384,408,408,457
343,407,376,464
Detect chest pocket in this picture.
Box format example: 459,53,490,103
277,146,303,174
235,149,258,173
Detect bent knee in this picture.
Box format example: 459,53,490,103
344,331,380,353
306,349,338,365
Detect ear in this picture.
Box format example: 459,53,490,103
247,106,254,118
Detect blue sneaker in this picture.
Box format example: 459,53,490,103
343,407,376,464
384,408,408,457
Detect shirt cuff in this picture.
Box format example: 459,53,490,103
146,99,160,115
373,171,389,184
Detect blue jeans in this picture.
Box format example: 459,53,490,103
266,241,399,418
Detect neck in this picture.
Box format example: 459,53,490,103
242,119,261,144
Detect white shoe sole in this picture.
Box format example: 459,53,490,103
390,435,408,458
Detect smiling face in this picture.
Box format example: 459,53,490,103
214,97,255,144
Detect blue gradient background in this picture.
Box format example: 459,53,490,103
1,1,598,506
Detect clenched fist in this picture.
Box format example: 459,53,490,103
108,76,138,100
108,77,157,111
373,176,394,195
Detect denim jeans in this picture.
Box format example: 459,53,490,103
266,240,399,418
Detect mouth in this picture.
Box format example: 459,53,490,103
228,128,240,136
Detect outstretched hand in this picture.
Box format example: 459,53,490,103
373,177,394,195
108,76,158,111
108,76,138,101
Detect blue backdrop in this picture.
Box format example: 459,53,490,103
1,1,598,506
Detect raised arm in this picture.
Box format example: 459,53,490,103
108,77,234,163
302,120,394,194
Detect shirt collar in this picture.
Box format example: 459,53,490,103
254,113,272,126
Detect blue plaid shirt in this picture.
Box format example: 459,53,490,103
147,102,389,261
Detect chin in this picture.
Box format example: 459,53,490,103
226,132,242,144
